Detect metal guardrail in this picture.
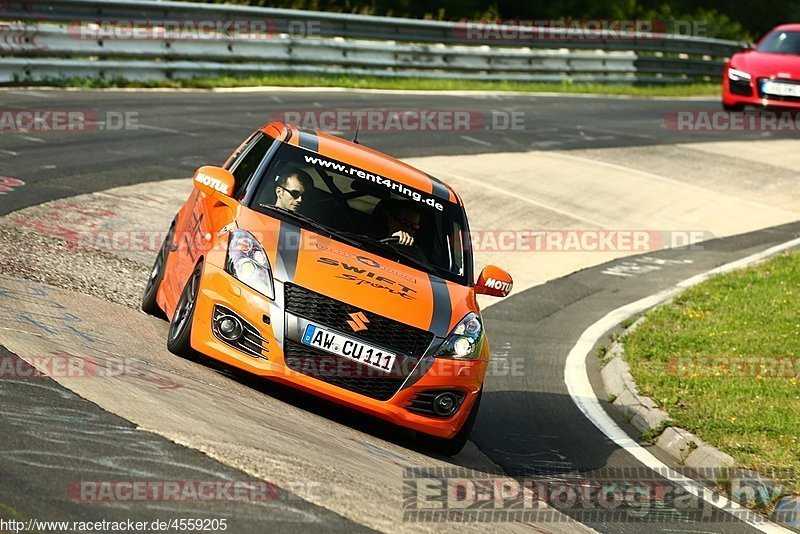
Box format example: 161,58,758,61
0,0,748,84
0,23,639,83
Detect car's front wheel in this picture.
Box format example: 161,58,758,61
167,262,202,357
141,221,175,319
416,389,482,456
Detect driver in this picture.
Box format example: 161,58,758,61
384,199,422,247
273,167,313,212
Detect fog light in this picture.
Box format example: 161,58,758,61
433,392,458,417
216,315,243,341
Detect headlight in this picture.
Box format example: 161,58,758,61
728,68,751,82
225,230,274,300
435,313,484,360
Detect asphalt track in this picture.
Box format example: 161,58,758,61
0,347,372,533
476,221,800,532
0,88,796,533
0,88,794,215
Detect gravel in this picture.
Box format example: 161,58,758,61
0,179,189,310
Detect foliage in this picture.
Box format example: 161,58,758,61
177,0,791,40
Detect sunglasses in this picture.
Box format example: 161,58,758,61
393,216,420,231
279,186,304,199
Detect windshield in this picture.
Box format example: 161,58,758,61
757,30,800,54
249,143,471,284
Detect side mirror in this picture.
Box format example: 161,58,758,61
193,166,235,198
475,265,513,297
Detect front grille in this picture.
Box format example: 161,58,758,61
729,79,752,96
284,283,434,356
284,341,408,400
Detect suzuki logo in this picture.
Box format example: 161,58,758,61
347,311,369,332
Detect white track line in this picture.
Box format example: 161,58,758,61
460,135,492,146
434,169,607,228
550,151,800,218
564,236,800,533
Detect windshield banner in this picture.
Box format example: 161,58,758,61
278,144,451,211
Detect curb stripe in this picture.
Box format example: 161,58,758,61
564,237,800,533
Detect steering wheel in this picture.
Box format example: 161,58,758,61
379,235,429,263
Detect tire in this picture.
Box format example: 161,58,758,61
723,101,745,111
141,222,174,319
167,263,202,357
417,389,482,456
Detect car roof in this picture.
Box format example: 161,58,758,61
770,24,800,32
260,122,461,206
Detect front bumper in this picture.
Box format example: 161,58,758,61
724,76,800,109
190,262,486,439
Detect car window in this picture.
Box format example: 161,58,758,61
758,31,800,54
230,133,274,200
224,132,256,170
251,143,469,284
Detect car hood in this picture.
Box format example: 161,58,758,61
236,208,475,337
731,51,800,78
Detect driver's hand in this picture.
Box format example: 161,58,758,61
392,231,414,246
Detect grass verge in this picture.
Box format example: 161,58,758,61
9,74,721,97
623,251,800,493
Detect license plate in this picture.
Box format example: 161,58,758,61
301,324,396,373
761,80,800,97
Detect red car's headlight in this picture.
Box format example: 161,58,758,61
728,68,751,82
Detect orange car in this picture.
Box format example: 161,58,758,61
142,122,512,455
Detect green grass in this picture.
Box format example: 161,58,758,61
9,73,721,97
623,251,800,493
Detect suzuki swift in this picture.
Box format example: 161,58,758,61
142,122,513,455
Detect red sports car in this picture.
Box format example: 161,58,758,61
723,24,800,110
